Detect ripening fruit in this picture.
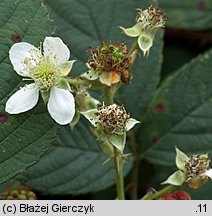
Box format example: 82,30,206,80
159,191,192,200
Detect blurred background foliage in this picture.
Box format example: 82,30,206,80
0,0,212,200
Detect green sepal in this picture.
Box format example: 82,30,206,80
119,23,141,37
69,111,80,129
81,68,99,80
41,90,50,104
83,93,100,111
57,78,71,91
138,33,153,57
81,109,98,127
108,132,126,153
161,170,186,186
125,118,140,131
60,60,76,76
92,128,114,155
175,147,189,170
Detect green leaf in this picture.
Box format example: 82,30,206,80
158,0,212,30
0,0,57,184
44,0,164,120
17,120,132,195
142,49,212,166
162,170,185,186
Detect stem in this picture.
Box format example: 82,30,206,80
104,87,125,200
104,87,114,105
129,40,138,55
128,132,140,200
142,185,177,200
66,78,103,89
114,148,125,200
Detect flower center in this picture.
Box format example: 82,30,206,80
30,59,59,91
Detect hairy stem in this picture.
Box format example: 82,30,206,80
128,132,140,200
129,40,138,55
142,185,177,200
67,78,103,89
114,148,125,200
104,87,125,200
104,87,115,105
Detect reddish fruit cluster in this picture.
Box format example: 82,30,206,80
159,191,192,200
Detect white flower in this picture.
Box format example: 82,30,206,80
5,37,76,125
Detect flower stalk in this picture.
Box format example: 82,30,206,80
142,185,177,200
66,78,103,89
114,147,125,200
104,87,125,200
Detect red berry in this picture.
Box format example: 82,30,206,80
159,191,192,200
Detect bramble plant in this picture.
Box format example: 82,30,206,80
1,0,212,200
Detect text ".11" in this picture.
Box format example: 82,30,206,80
196,204,206,213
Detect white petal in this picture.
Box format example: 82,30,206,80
125,118,140,131
47,87,75,125
5,83,39,114
203,169,212,179
9,42,41,77
119,23,142,37
43,37,70,64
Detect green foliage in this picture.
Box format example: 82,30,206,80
0,0,57,184
17,120,132,195
141,49,212,166
158,0,212,30
1,0,212,200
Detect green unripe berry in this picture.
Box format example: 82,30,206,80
113,51,124,60
17,194,27,200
